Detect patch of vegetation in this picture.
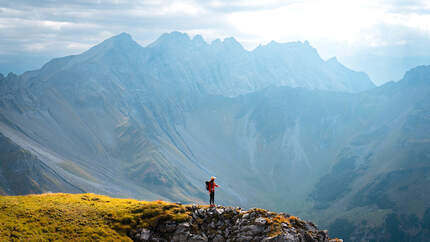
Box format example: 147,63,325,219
257,210,307,238
350,169,428,210
311,156,358,209
0,193,190,241
383,213,408,242
58,161,98,183
421,207,430,230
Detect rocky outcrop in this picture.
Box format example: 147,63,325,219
132,205,341,242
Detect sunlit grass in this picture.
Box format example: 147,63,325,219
0,193,190,241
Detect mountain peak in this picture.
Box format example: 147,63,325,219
164,31,190,39
254,40,321,62
260,40,313,50
99,32,136,47
6,72,18,79
208,37,244,51
80,32,141,58
223,37,243,49
112,32,132,40
327,56,339,63
192,34,204,42
400,65,430,86
150,31,191,47
211,38,222,46
223,37,238,44
326,57,342,66
192,34,207,46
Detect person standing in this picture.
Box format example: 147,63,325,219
208,176,219,207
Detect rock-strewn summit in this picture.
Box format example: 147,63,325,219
134,205,340,242
0,193,340,241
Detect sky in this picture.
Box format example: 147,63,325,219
1,0,430,84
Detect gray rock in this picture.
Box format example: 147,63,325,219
255,217,267,225
264,233,296,242
319,230,329,241
197,209,205,216
216,208,224,215
178,222,190,229
158,222,177,233
149,237,167,242
188,234,208,242
212,234,224,242
304,231,317,242
224,227,230,237
139,228,151,241
171,231,190,241
241,224,264,235
305,223,317,232
236,235,254,242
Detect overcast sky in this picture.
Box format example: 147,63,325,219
1,0,430,84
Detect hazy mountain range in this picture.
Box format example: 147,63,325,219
1,32,429,241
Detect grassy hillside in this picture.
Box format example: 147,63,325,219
0,193,189,241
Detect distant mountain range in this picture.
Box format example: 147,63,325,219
0,32,429,241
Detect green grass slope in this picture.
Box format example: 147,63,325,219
0,193,189,241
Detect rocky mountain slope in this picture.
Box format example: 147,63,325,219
0,133,83,195
309,66,430,241
0,32,374,202
0,193,340,242
0,32,429,241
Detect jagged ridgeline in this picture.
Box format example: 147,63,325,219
1,32,430,241
0,193,341,242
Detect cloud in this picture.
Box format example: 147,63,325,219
1,0,430,76
0,0,238,56
383,0,430,14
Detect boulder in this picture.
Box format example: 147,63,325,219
139,228,151,241
255,217,267,225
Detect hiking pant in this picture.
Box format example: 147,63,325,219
210,191,215,205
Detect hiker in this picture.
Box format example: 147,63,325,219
206,176,219,207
